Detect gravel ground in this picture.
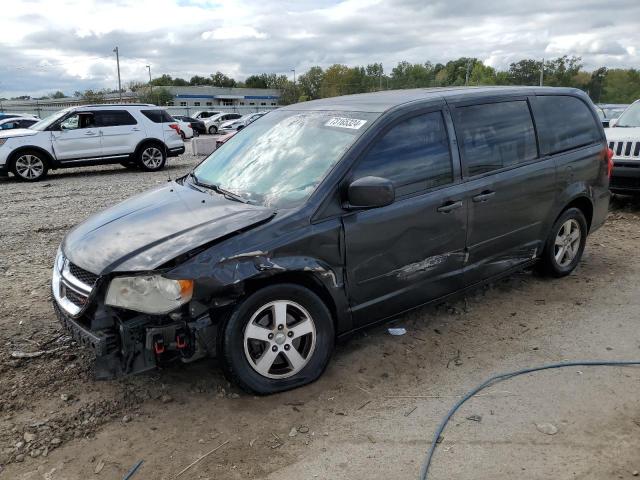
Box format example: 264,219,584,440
1,151,640,479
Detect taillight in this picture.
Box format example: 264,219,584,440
606,147,614,178
169,123,181,134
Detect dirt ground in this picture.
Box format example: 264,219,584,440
1,150,640,480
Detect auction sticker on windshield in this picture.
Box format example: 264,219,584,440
325,117,367,129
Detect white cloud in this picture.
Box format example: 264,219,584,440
1,0,639,97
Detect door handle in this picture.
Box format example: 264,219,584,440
437,200,463,213
84,130,96,136
472,190,496,203
132,127,141,131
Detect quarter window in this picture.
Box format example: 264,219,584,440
453,101,537,176
352,111,453,197
141,110,174,123
534,96,600,154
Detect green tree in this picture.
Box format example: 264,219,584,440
588,67,607,103
245,74,269,89
81,90,105,103
138,87,174,106
189,75,211,86
210,71,237,87
49,91,66,99
508,59,542,85
602,69,640,103
298,67,324,99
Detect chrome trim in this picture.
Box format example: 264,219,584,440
52,250,95,317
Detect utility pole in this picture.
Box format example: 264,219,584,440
539,58,544,87
291,68,296,100
113,46,122,102
146,65,153,104
465,61,472,86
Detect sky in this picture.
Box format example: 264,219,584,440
1,0,638,97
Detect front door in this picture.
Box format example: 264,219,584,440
449,97,557,285
51,112,101,161
343,109,468,327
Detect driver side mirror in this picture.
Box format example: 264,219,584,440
346,176,395,209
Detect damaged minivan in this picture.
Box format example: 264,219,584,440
52,87,611,394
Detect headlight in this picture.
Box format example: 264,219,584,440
105,275,193,315
54,246,64,272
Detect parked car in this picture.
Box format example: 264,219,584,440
0,113,39,121
192,110,221,121
204,112,242,134
174,118,195,140
51,87,610,394
173,115,206,135
0,104,184,181
0,117,39,130
596,103,629,128
219,112,267,133
606,99,640,193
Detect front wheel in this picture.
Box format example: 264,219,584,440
539,208,587,277
208,125,217,135
11,150,49,181
221,284,334,394
137,144,166,172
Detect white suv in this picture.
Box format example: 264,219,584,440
203,112,242,134
0,104,184,181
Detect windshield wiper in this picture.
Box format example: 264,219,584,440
188,172,249,204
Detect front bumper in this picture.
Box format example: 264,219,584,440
610,161,640,192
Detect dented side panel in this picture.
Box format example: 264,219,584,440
165,214,353,333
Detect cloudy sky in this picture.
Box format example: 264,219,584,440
1,0,638,97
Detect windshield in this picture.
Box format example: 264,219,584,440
30,108,72,131
616,103,640,127
191,109,378,209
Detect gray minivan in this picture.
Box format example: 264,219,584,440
52,87,611,394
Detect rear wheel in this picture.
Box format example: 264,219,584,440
221,284,334,394
539,208,587,277
208,125,217,134
11,150,49,181
137,144,166,171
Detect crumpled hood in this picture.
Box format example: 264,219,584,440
0,128,38,139
606,126,640,142
63,181,275,274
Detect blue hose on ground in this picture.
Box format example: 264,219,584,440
419,360,640,480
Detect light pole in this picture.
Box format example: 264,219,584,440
113,46,122,102
146,64,153,104
539,58,545,87
291,68,296,101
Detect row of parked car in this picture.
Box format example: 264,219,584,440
0,106,269,180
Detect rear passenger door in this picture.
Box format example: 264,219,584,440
95,110,143,157
449,97,557,286
343,108,468,327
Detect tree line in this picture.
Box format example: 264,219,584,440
4,56,638,105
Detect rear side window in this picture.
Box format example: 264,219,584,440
534,96,601,154
352,111,453,197
453,101,537,176
95,110,137,127
141,110,174,123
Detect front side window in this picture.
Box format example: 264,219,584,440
351,111,453,196
59,113,95,130
534,96,601,154
192,110,379,209
454,101,537,176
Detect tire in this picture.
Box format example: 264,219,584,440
208,125,217,135
221,283,335,394
193,129,199,137
11,150,49,181
180,132,186,141
539,207,588,277
137,144,166,172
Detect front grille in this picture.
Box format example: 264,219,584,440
609,140,640,160
65,287,89,308
69,263,99,286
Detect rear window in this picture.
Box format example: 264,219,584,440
95,110,137,127
141,109,174,123
453,101,537,176
534,96,601,154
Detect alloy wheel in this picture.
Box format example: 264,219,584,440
243,300,316,379
554,219,581,267
141,147,163,169
15,154,44,180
